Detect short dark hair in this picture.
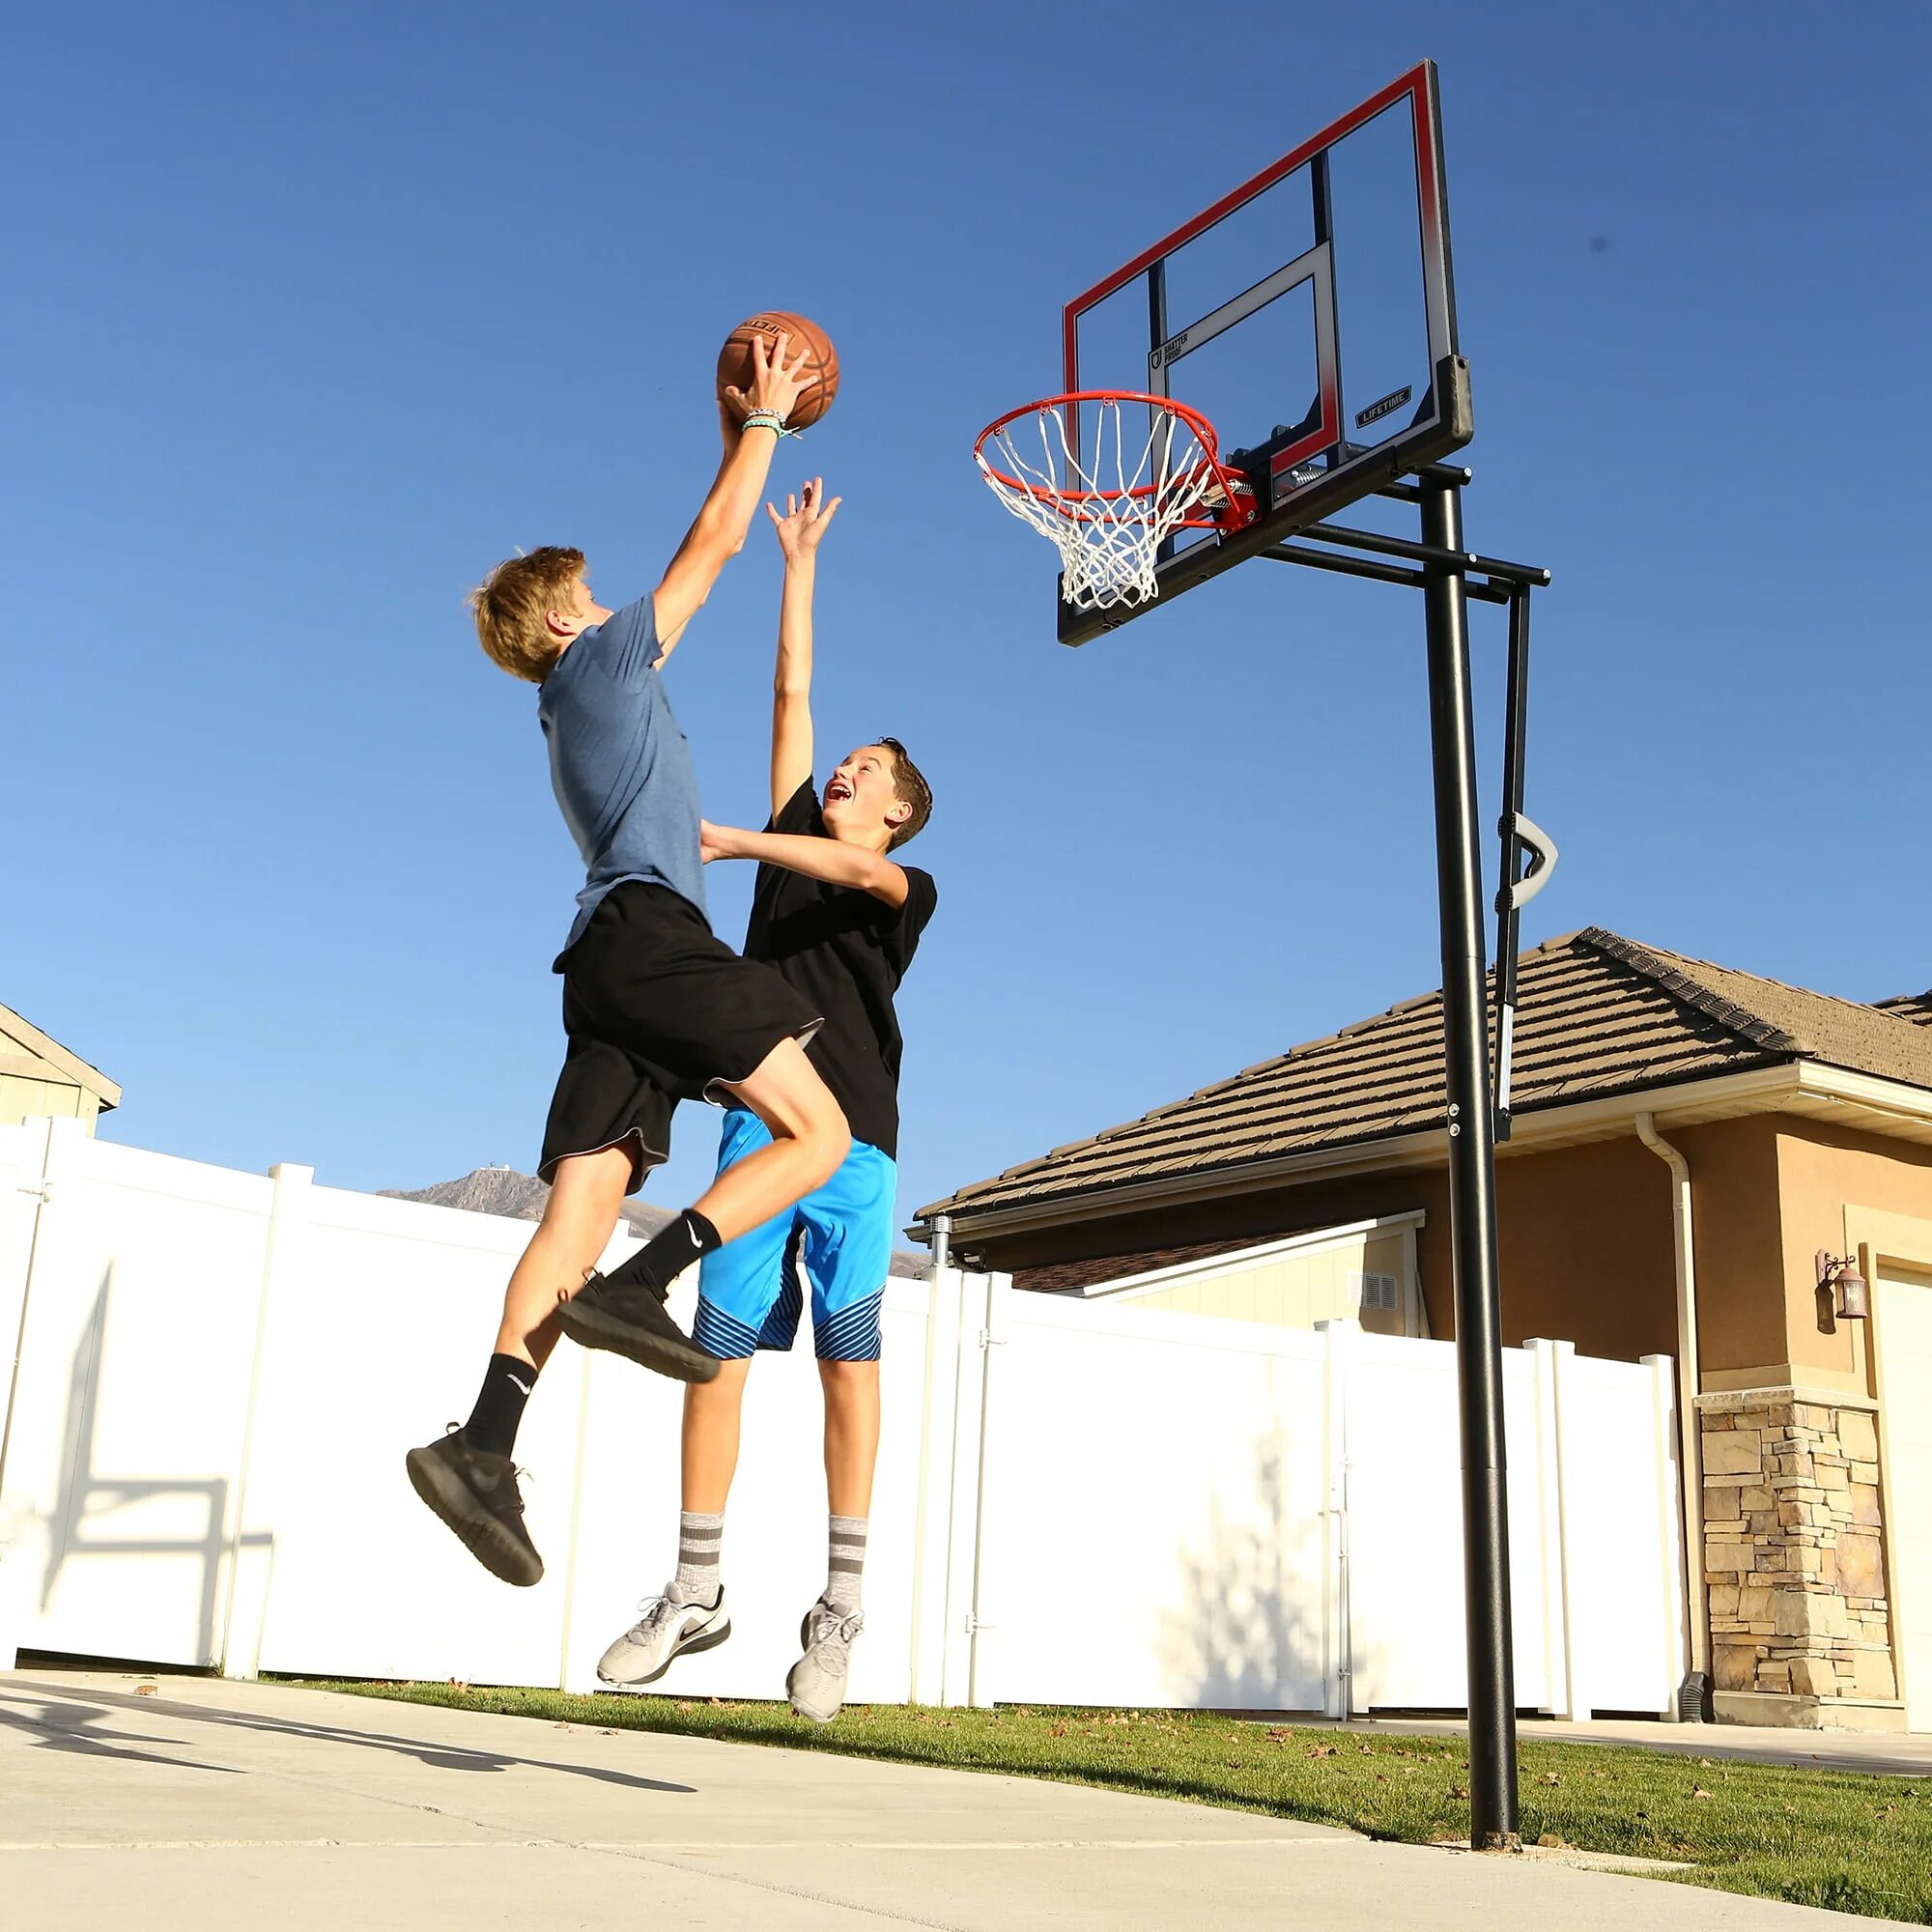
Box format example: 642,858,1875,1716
874,738,932,850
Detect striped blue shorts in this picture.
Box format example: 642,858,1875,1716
694,1107,895,1362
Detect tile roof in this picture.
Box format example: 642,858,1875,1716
918,927,1932,1226
1875,990,1932,1031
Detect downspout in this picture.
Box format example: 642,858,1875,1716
1634,1111,1710,1709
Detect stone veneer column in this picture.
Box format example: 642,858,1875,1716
1698,1390,1902,1731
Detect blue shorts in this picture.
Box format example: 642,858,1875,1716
694,1107,895,1362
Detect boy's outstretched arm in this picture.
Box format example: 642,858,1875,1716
653,332,816,659
767,479,841,815
703,820,909,910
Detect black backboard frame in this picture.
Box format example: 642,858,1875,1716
1058,61,1470,645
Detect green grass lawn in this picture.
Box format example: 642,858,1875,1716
306,1680,1924,1922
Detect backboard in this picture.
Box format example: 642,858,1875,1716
1050,60,1469,643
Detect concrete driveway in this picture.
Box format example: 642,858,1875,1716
0,1670,1892,1929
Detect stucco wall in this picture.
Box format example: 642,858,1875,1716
1493,1135,1676,1361
979,1109,1932,1382
1104,1226,1418,1335
1775,1121,1932,1387
1671,1115,1788,1384
981,1147,1681,1359
989,1169,1454,1302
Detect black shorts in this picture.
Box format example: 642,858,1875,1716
538,883,821,1193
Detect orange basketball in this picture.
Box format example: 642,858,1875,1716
716,311,839,431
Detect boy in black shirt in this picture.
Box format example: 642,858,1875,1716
593,481,935,1720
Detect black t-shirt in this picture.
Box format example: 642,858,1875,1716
743,780,936,1159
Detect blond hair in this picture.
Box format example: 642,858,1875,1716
467,546,585,683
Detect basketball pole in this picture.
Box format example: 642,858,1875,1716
1419,470,1521,1850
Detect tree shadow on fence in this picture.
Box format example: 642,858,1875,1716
1153,1436,1363,1716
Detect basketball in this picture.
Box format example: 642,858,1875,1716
717,312,839,431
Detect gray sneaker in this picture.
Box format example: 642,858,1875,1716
786,1599,863,1723
596,1591,731,1690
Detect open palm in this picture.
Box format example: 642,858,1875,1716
767,477,842,559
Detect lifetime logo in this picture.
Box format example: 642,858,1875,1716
1354,385,1413,429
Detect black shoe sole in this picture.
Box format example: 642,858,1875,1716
596,1617,733,1691
406,1446,544,1588
554,1295,722,1383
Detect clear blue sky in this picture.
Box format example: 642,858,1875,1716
7,2,1929,1233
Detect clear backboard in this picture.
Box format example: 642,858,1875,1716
988,61,1472,645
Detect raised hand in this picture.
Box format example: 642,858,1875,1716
766,478,843,560
720,329,815,427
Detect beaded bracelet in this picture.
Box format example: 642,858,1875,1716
740,410,787,436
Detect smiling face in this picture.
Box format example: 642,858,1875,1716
822,746,913,849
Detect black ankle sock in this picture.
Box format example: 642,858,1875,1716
464,1352,536,1457
607,1208,723,1296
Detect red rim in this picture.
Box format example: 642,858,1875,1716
974,390,1247,526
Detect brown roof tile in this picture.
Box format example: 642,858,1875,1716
1875,990,1932,1030
919,928,1932,1225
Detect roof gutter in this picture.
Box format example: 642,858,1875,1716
916,1064,1807,1247
1634,1111,1710,1716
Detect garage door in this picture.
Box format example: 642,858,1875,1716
1877,1267,1932,1730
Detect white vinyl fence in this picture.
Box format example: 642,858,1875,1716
0,1117,1688,1717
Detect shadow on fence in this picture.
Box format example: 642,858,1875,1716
38,1269,269,1668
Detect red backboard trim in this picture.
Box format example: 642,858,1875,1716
1062,61,1436,390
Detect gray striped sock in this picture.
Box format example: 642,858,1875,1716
667,1510,724,1607
824,1514,867,1615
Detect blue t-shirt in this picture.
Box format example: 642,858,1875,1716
538,595,706,956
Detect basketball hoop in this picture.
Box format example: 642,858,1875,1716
974,392,1256,613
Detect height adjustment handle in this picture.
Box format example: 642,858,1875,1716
1497,811,1558,912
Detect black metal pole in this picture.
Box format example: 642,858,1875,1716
1492,586,1532,1140
1262,543,1515,605
1419,471,1520,1851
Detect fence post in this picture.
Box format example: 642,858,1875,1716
218,1160,313,1679
0,1117,59,1503
1523,1339,1575,1719
938,1269,994,1708
908,1263,964,1703
1641,1352,1690,1719
1314,1318,1355,1719
555,1346,599,1692
1542,1338,1584,1720
963,1274,1011,1710
0,1117,59,1668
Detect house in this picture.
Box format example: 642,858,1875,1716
915,927,1932,1734
0,1005,119,1135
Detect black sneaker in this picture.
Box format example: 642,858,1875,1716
405,1427,544,1587
554,1266,722,1383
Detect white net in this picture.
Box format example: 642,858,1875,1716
976,396,1233,612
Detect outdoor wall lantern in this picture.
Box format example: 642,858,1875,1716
1815,1250,1869,1321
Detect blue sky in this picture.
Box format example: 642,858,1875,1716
7,1,1929,1234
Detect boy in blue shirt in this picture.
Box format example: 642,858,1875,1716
408,334,852,1590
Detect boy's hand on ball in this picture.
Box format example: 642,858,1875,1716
767,478,843,558
729,329,813,424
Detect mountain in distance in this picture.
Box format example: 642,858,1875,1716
382,1166,930,1278
382,1164,670,1237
